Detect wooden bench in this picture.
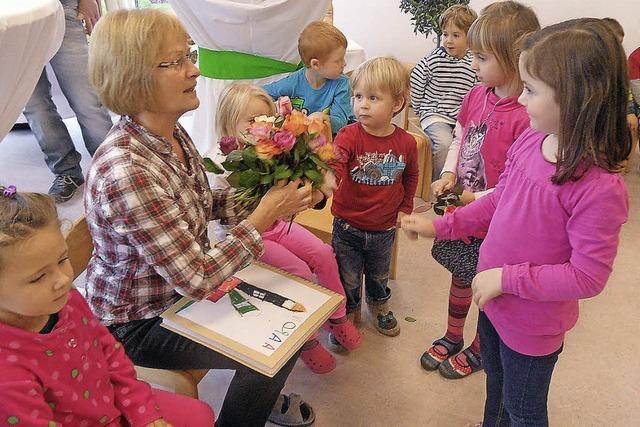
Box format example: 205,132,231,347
65,217,207,398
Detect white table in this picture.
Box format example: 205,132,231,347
169,0,366,158
0,0,65,141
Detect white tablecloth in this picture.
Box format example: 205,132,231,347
0,0,65,141
169,0,337,156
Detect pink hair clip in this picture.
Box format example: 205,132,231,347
2,185,16,198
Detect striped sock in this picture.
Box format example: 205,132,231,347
444,275,472,344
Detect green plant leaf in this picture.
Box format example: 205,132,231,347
239,169,261,188
273,165,292,180
202,157,225,174
309,155,329,170
260,174,274,185
303,169,323,186
226,150,243,163
226,171,242,188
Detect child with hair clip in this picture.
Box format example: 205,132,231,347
216,83,362,374
420,0,540,380
0,186,214,426
402,18,630,426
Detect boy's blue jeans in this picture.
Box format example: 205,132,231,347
478,311,562,427
331,218,395,312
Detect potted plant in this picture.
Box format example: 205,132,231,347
399,0,470,45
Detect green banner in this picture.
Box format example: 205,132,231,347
198,47,304,80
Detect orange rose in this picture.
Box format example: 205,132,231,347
255,138,284,160
315,144,335,163
282,110,309,136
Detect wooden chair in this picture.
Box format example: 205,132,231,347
64,216,208,398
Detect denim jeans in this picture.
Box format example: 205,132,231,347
22,0,112,180
331,218,395,312
109,317,299,427
424,121,455,182
478,312,562,427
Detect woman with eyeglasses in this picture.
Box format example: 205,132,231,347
85,9,315,427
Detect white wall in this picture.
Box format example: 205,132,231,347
334,0,640,63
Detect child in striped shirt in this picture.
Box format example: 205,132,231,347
410,5,477,181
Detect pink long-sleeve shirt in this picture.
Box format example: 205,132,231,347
0,290,162,426
434,128,629,356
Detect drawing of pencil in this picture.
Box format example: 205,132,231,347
236,281,306,312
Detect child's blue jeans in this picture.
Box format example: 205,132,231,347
331,218,396,312
478,311,562,427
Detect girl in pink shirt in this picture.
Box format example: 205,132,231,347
0,187,214,426
420,1,540,380
402,18,631,426
215,83,362,375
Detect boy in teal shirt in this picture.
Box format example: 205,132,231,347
264,21,355,133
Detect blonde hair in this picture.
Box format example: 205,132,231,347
216,83,276,139
88,9,189,116
0,187,59,270
467,1,540,88
350,57,410,114
521,18,631,184
298,21,347,67
439,4,478,34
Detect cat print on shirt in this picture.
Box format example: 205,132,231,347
350,150,406,186
457,120,488,192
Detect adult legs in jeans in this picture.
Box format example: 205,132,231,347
23,0,112,181
425,122,455,182
478,312,561,427
109,317,299,427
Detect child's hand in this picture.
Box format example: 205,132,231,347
472,268,503,310
400,214,435,239
145,419,174,427
431,172,456,197
397,211,407,226
319,169,337,198
460,190,476,205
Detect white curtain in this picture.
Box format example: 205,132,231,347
0,0,65,142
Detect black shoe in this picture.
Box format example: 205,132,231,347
48,175,84,203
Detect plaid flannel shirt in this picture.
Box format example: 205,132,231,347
84,117,263,325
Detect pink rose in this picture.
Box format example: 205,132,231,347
273,130,296,152
277,96,293,116
219,136,239,155
308,134,327,152
248,123,272,139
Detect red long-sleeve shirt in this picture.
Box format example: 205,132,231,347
332,123,419,231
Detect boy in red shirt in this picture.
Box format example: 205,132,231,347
331,57,419,336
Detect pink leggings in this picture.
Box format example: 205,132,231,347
260,220,347,319
152,389,215,426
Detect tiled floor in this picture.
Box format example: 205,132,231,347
1,118,639,426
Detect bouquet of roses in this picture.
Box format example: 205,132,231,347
204,98,338,209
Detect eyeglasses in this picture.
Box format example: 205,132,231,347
158,48,198,69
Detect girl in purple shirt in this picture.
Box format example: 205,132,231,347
402,18,631,426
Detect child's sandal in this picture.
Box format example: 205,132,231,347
420,337,464,371
325,319,362,351
300,341,336,374
438,347,483,379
